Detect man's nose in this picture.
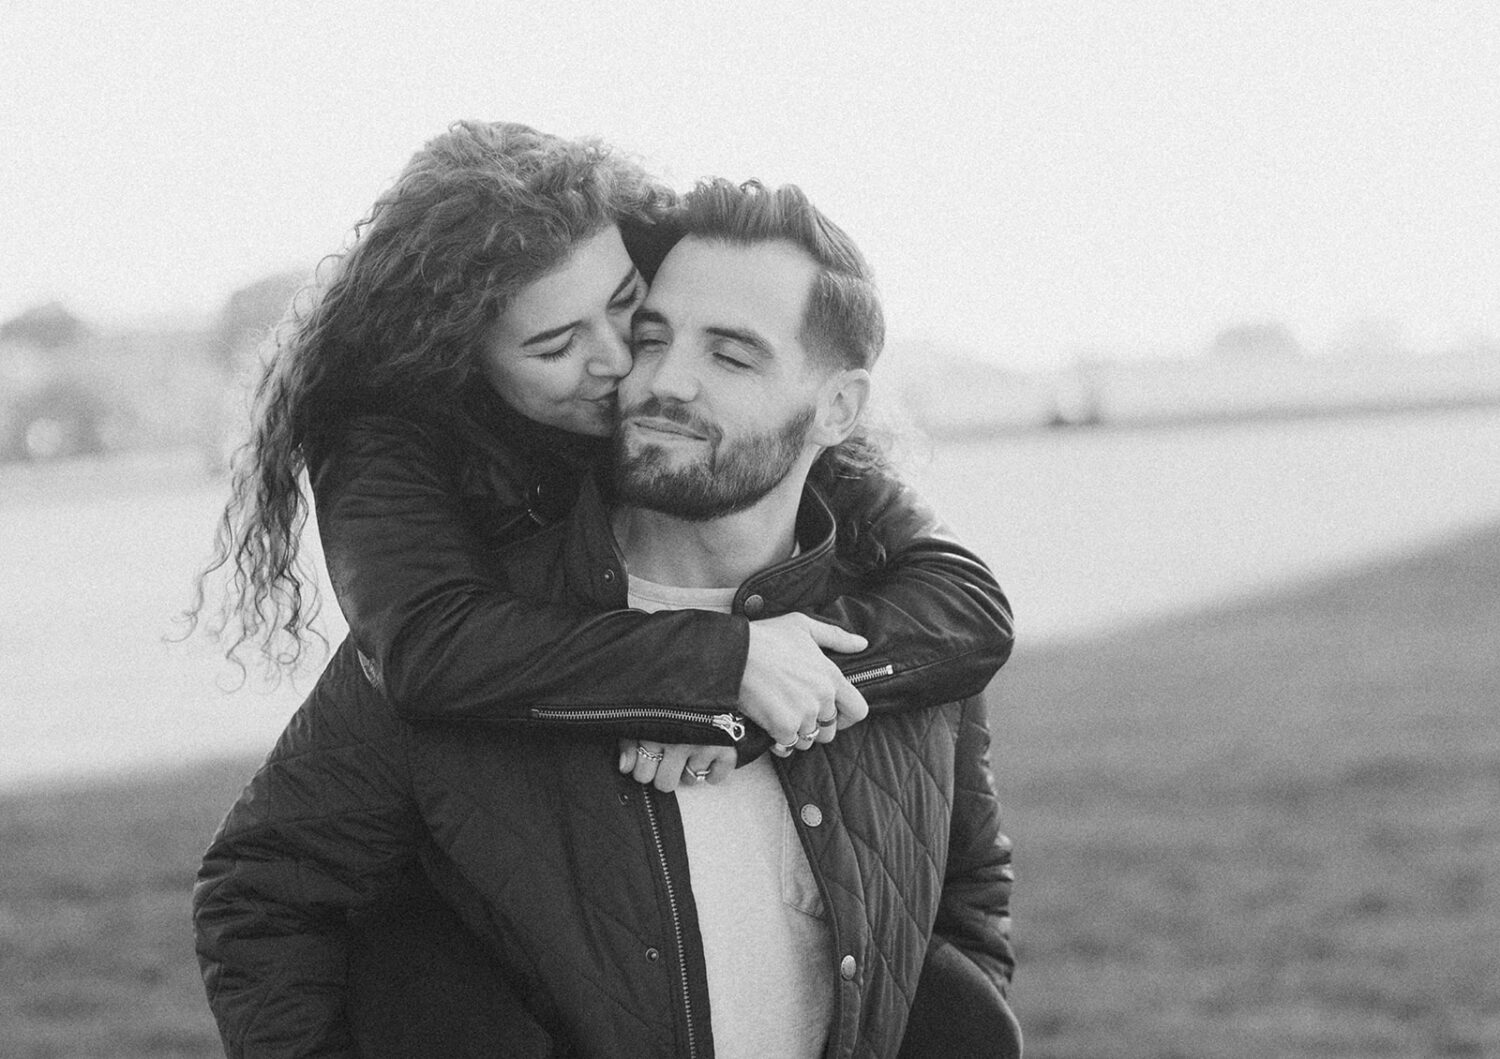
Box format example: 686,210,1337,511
586,325,632,379
646,345,699,402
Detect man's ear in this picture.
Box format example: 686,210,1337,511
809,368,871,447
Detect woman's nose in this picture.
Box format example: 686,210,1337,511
587,326,633,379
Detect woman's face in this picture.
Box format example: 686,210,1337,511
479,225,644,436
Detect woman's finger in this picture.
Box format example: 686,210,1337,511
631,742,665,785
833,675,869,727
712,747,735,782
681,749,728,786
797,616,869,654
813,710,839,744
653,745,694,793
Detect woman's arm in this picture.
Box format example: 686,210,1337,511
810,465,1015,712
311,416,862,748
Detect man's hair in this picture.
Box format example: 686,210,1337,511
675,179,885,373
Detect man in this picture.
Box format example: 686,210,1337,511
195,180,1019,1058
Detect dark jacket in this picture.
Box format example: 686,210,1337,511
194,475,1020,1058
306,383,1014,735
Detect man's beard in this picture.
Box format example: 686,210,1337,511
613,397,816,522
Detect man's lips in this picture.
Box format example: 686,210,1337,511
625,416,707,441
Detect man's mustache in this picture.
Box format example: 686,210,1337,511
618,396,722,443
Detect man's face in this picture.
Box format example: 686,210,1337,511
613,237,824,521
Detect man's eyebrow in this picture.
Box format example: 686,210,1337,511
706,326,773,358
520,265,639,348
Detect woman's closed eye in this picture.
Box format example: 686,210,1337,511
534,334,576,360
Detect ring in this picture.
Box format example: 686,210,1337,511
816,715,837,728
773,741,797,752
686,768,711,781
797,729,817,742
636,745,663,763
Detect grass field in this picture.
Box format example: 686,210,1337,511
2,522,1496,1057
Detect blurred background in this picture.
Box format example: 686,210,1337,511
2,2,1497,1056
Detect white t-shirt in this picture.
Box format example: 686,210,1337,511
628,575,834,1059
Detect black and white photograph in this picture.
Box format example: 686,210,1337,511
3,3,1497,1056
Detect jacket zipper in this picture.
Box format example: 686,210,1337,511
642,791,698,1059
844,662,895,687
530,707,746,741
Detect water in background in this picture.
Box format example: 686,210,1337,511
3,405,1499,791
903,405,1500,643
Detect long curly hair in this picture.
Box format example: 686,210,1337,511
184,120,673,678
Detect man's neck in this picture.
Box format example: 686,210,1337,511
611,477,806,589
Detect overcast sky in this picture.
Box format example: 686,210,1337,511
3,1,1497,368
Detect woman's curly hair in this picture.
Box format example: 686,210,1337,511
184,120,673,678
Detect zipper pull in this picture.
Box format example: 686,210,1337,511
711,713,746,741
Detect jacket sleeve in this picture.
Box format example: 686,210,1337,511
192,661,423,1058
816,467,1015,713
310,416,750,724
897,693,1021,1059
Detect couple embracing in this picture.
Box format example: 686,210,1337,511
191,120,1021,1058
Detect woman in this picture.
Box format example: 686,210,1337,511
190,119,1013,771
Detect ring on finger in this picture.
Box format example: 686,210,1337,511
636,745,664,763
797,729,817,742
686,767,711,781
816,714,837,728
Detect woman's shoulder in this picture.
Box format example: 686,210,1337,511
312,403,534,471
305,389,601,545
307,408,530,505
307,411,454,484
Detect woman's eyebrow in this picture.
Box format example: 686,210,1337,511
521,265,639,348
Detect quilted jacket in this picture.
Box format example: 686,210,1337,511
194,474,1020,1058
304,382,1014,734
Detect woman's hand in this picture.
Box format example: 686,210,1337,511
620,740,738,792
741,613,871,753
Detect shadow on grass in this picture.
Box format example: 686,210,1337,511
4,523,1499,1057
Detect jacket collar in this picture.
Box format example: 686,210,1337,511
559,470,838,617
